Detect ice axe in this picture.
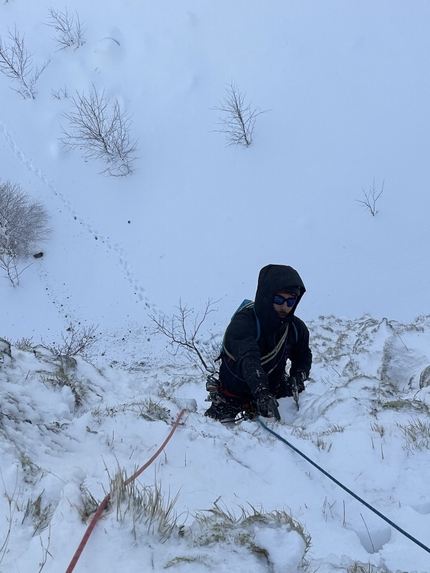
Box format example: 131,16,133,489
291,377,300,411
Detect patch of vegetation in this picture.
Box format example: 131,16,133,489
18,451,42,483
39,366,88,408
397,418,430,451
107,468,182,541
381,399,430,414
192,499,310,561
13,337,35,352
291,423,344,451
22,492,54,535
347,562,394,573
91,398,172,424
42,323,100,360
76,484,100,523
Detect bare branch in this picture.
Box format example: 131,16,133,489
149,299,220,374
356,178,384,216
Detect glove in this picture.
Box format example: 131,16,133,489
255,389,280,421
277,374,306,398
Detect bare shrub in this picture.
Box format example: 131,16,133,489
0,181,50,286
43,322,100,360
14,337,35,351
213,82,266,147
61,85,138,176
356,178,384,216
46,7,86,51
0,26,51,99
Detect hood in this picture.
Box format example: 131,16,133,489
254,264,306,332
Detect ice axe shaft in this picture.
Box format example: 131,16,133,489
292,379,300,410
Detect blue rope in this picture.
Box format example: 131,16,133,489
257,417,430,555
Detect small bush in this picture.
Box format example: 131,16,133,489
0,26,50,99
47,7,86,51
149,298,219,376
14,337,35,352
61,85,138,176
44,322,100,360
0,181,50,285
213,82,266,147
356,178,384,216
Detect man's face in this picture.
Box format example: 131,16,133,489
273,291,297,319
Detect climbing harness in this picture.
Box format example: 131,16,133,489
258,417,430,556
64,408,186,573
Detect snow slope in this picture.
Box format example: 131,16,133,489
1,1,430,571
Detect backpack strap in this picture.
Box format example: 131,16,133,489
221,300,260,360
260,323,289,366
291,321,298,343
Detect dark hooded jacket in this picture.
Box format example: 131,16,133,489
219,264,312,399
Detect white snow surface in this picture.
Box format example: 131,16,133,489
1,1,430,572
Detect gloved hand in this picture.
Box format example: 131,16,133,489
277,374,306,398
255,389,280,420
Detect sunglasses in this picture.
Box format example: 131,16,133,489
273,294,297,307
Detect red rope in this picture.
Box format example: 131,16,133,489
65,408,186,573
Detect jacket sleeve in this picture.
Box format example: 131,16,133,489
289,318,312,379
223,310,270,396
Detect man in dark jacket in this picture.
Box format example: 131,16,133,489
205,264,312,422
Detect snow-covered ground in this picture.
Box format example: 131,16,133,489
1,1,430,572
2,316,430,573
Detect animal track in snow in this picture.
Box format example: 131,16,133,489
0,115,151,310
